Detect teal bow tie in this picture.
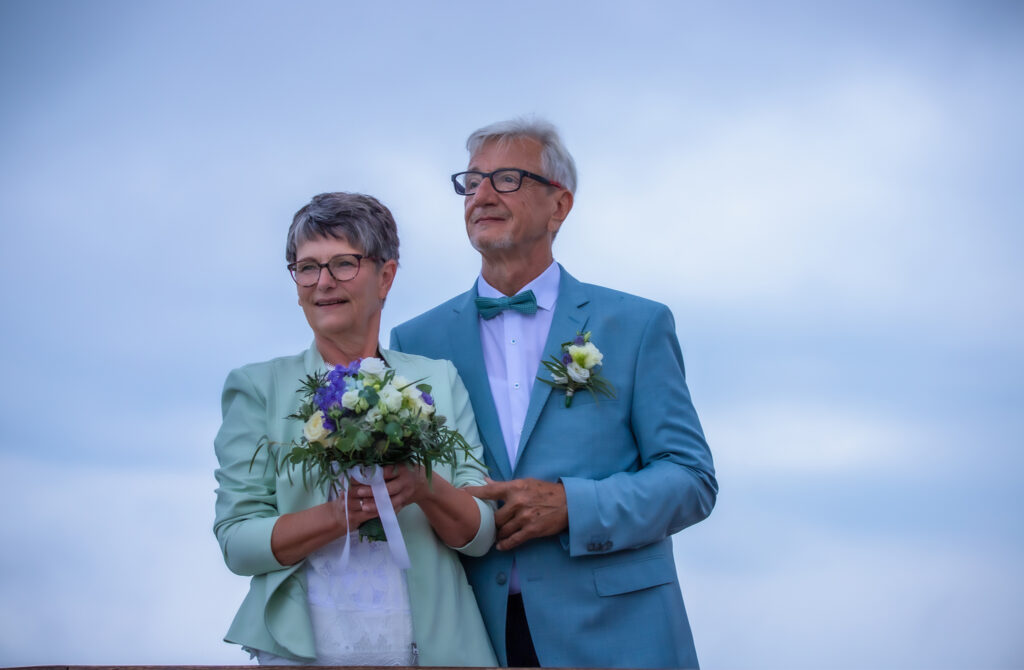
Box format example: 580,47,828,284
475,290,538,319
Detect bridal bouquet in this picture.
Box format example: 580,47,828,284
253,357,477,545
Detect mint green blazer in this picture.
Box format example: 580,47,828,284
213,345,498,666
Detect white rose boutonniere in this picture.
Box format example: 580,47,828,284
538,331,616,407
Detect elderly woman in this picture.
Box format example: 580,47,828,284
213,192,496,666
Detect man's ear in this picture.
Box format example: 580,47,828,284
548,189,574,235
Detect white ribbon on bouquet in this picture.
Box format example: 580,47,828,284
340,464,411,570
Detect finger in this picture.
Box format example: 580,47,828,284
334,497,363,514
494,508,527,539
493,500,520,528
463,481,508,501
496,526,535,551
386,475,414,498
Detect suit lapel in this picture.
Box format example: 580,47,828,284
446,287,514,481
514,267,590,472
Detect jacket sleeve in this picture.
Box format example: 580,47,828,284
560,304,717,556
213,366,288,576
440,360,496,557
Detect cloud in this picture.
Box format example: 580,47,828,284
0,454,249,665
558,68,1022,345
705,399,936,476
1,2,1022,667
676,525,1024,669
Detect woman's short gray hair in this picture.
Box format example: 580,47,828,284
466,117,578,194
285,192,400,264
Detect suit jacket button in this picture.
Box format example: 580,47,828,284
586,542,597,552
496,572,508,585
603,541,613,551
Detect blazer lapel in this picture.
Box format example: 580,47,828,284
514,266,590,472
446,286,514,481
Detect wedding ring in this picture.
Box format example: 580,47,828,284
359,499,365,511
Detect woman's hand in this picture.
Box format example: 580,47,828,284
270,484,381,566
352,462,481,548
350,463,429,516
327,484,381,528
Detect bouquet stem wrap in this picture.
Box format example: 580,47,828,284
342,465,411,570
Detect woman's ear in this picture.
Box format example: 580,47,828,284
378,259,398,300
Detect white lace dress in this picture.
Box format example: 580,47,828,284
255,530,417,666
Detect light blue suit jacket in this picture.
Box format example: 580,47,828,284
213,345,497,667
391,265,718,669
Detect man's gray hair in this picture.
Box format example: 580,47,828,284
286,192,400,264
466,117,578,194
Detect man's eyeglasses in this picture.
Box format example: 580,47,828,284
451,168,563,196
288,254,379,287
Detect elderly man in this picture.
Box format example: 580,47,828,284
390,118,717,668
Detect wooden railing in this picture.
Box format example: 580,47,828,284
3,667,595,670
4,667,513,670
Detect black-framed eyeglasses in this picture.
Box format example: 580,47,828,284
287,254,380,287
451,168,564,196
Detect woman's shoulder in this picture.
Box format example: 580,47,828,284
224,347,315,388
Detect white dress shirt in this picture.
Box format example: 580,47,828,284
476,261,561,471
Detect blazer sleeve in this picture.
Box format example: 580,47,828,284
560,304,718,556
213,366,288,576
439,359,497,558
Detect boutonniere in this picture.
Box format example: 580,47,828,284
538,331,616,407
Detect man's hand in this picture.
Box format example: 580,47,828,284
464,478,568,550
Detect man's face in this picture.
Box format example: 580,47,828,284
464,138,566,259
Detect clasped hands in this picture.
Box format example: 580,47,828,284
464,477,568,551
329,463,429,528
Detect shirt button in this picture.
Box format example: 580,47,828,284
513,382,521,389
510,338,518,344
496,572,508,585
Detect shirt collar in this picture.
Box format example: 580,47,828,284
476,260,560,311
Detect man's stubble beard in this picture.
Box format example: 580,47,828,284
469,229,516,254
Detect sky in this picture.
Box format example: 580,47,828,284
1,0,1022,667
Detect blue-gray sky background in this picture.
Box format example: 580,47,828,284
1,1,1022,667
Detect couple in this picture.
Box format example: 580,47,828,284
213,118,718,668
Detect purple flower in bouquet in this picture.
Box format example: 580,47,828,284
314,382,345,413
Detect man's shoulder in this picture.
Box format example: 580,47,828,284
572,276,670,317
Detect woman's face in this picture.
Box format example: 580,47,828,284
294,235,396,344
